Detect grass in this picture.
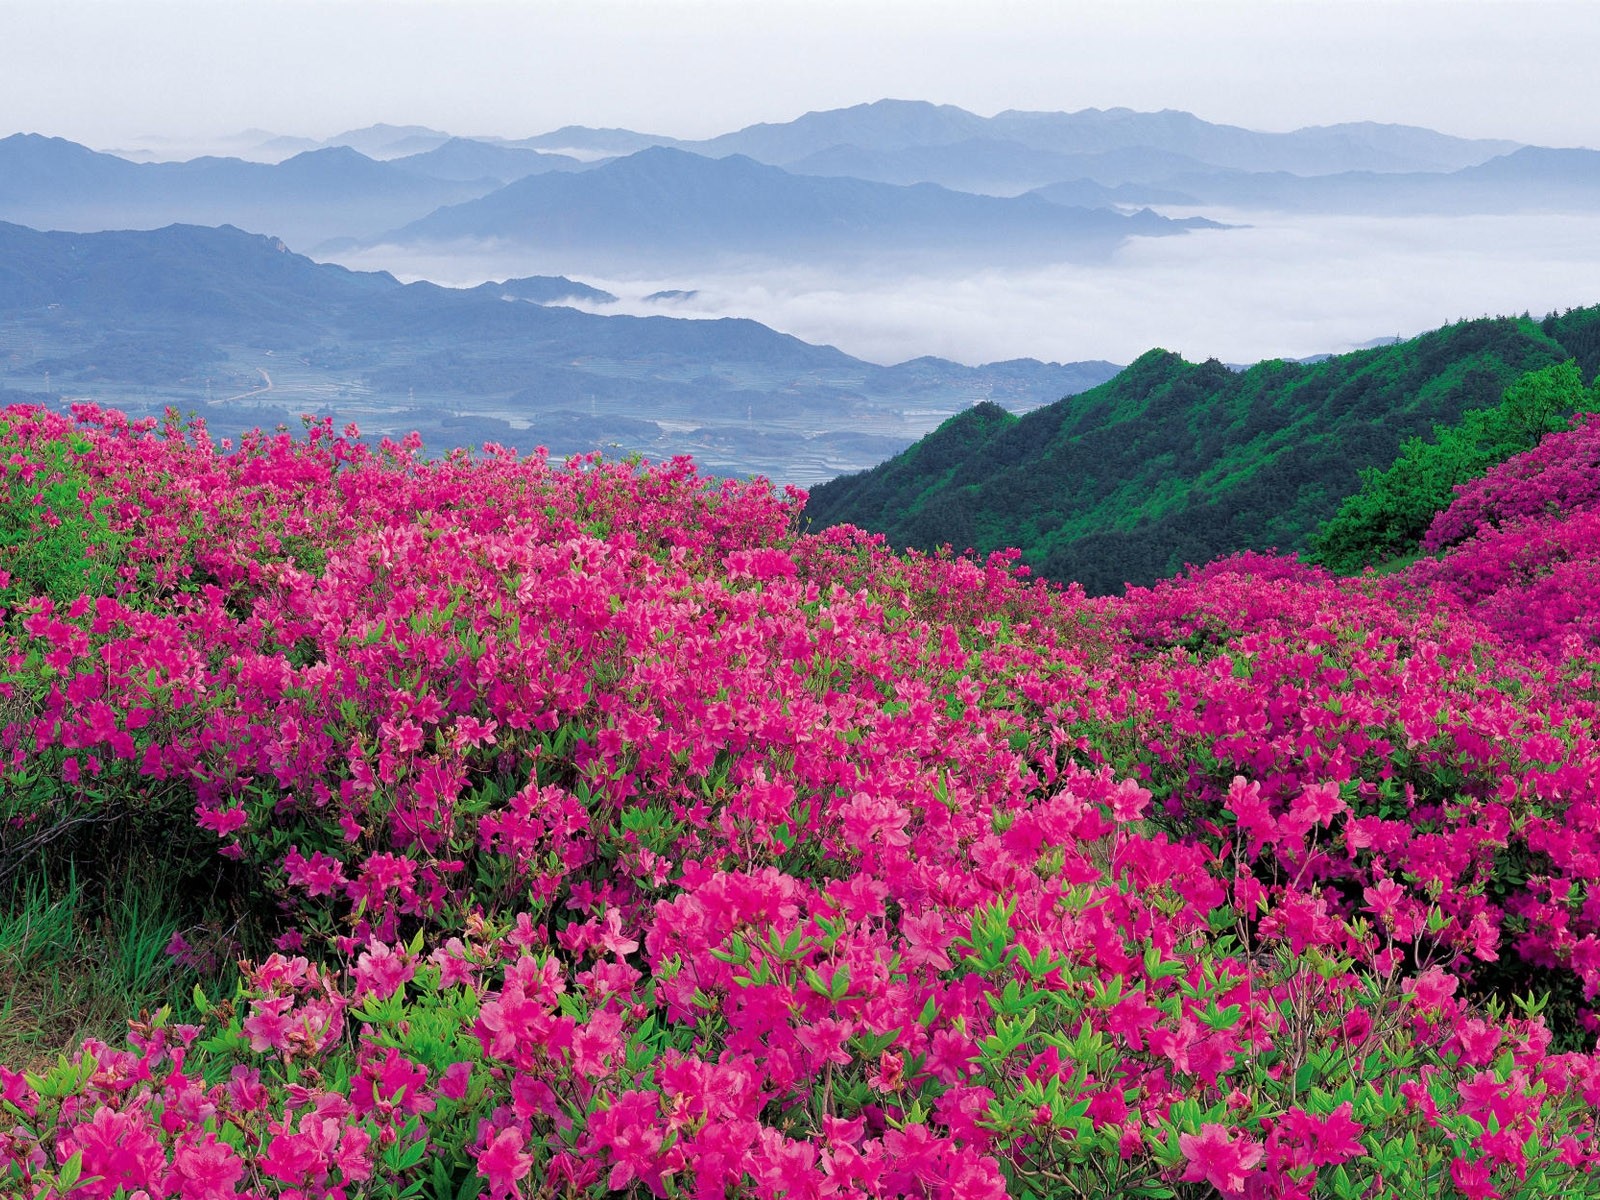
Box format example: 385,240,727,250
0,860,233,1074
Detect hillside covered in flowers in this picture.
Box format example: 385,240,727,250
4,398,1600,1198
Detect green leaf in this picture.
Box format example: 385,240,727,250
830,964,852,1001
57,1151,83,1191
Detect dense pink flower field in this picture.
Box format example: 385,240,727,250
4,403,1600,1198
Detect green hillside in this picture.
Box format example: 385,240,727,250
805,307,1600,593
1308,358,1594,572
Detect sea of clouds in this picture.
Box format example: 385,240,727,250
329,210,1600,369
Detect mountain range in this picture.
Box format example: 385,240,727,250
8,98,1599,497
512,100,1520,178
365,146,1221,271
0,221,1117,483
0,134,495,248
7,99,1585,269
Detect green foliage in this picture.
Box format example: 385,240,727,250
808,311,1600,594
193,948,497,1196
1308,360,1593,573
0,422,124,609
950,909,1600,1199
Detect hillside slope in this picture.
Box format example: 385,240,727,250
806,307,1600,593
5,401,1600,1197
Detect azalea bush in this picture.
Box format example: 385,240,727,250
1309,360,1591,573
3,402,1600,1198
0,416,125,608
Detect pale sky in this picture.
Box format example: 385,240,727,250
3,0,1598,150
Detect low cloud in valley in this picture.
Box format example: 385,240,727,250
332,210,1600,368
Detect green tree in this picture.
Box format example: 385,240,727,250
1308,360,1592,573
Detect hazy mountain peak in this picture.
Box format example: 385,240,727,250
322,123,454,159
288,144,373,164
690,99,991,163
327,122,451,143
1,131,115,156
511,125,682,157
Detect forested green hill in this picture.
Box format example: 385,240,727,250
805,306,1600,593
1307,358,1595,572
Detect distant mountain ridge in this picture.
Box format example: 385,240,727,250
369,145,1221,270
0,220,1119,483
0,133,494,249
1131,144,1600,214
682,100,1522,176
389,138,585,185
0,101,1576,270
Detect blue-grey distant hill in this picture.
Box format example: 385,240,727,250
390,138,588,185
0,221,395,332
0,134,498,249
492,100,1545,209
320,124,454,159
3,103,1575,270
1145,146,1600,214
782,140,1212,197
473,276,617,305
505,126,683,156
369,145,1221,271
0,221,1117,482
678,99,1521,179
1027,178,1202,208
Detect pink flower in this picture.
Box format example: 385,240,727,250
477,1126,533,1200
283,847,347,897
1291,781,1346,828
1224,776,1276,852
901,908,953,971
598,908,638,958
1284,1102,1365,1167
242,996,294,1053
1407,966,1459,1014
872,1051,905,1092
352,940,415,1001
1453,1019,1502,1067
591,1091,675,1190
166,1131,245,1199
352,1045,433,1116
1364,876,1405,922
196,803,248,837
57,1107,167,1199
1450,1155,1502,1200
438,1060,472,1100
1109,777,1151,822
1178,1123,1264,1197
0,1065,37,1117
796,1017,855,1068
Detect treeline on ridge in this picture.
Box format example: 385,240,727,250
1308,357,1594,572
804,306,1600,594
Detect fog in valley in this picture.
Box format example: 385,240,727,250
329,209,1600,369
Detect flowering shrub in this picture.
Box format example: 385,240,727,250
4,403,1600,1197
1310,360,1591,574
1399,412,1600,668
1423,413,1600,554
0,417,125,609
